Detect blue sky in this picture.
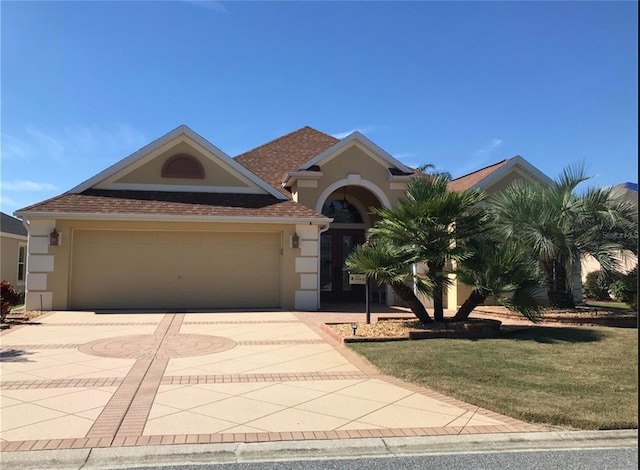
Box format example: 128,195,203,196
1,0,637,215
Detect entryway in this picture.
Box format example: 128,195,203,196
320,228,366,303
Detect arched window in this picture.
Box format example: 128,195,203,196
161,154,205,179
322,199,363,223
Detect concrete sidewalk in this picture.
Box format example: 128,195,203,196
1,430,636,470
2,310,543,453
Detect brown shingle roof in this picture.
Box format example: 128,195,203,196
234,126,339,197
447,158,512,192
16,190,326,219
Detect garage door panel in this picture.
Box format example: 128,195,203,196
70,230,281,310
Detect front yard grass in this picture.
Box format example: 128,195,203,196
348,325,637,430
583,299,632,311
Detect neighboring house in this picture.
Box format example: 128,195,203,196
1,212,28,290
14,125,557,312
581,182,638,283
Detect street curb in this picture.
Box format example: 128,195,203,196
0,430,636,469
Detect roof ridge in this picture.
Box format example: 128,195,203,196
450,157,513,181
234,126,338,158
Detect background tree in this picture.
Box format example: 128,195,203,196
488,164,638,308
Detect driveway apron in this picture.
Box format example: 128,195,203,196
0,311,545,451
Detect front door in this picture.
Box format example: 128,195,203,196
320,229,366,302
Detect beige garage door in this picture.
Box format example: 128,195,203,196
70,230,281,310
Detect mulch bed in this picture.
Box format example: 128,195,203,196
325,318,503,342
325,305,638,342
1,310,47,329
475,306,637,328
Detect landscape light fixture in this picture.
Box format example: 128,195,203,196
351,323,357,336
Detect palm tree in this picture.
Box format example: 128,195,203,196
488,164,638,308
368,175,486,321
345,239,433,324
452,235,544,322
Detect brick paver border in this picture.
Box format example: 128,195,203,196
0,421,549,452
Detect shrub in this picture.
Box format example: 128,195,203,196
583,270,614,300
608,266,638,309
1,280,22,324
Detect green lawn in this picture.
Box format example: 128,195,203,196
582,300,632,311
349,326,637,430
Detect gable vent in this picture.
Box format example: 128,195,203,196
161,154,205,179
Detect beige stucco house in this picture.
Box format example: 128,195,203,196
15,125,417,311
1,212,28,290
15,125,554,312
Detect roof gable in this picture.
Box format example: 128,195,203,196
297,131,413,175
70,125,286,199
448,156,552,192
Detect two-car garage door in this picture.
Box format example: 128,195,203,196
70,230,282,310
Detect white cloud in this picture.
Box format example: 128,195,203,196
0,195,19,211
1,123,146,163
1,180,59,191
475,138,503,156
331,126,377,139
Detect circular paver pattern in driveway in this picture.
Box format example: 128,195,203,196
79,333,237,359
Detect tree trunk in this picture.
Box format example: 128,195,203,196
543,259,575,308
428,261,445,322
391,282,433,324
452,289,487,321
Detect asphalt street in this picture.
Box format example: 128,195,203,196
120,447,638,470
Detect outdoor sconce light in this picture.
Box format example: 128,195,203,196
351,323,357,336
291,232,300,249
49,228,61,246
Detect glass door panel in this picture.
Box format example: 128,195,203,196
320,234,332,291
341,235,355,291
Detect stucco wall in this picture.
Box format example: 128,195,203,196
1,235,26,288
104,141,250,188
294,145,407,211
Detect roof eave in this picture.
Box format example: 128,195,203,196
282,171,324,186
16,211,333,225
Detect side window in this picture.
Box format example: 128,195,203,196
18,245,26,282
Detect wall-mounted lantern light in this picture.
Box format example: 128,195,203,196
290,232,300,249
49,228,61,246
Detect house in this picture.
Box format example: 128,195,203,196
1,212,28,289
14,125,554,312
15,125,417,311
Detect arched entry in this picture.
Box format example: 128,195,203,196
318,184,384,303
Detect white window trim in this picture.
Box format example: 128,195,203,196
17,243,27,284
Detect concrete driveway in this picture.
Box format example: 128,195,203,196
0,311,545,452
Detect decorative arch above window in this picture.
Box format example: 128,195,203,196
322,199,363,223
161,154,205,179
